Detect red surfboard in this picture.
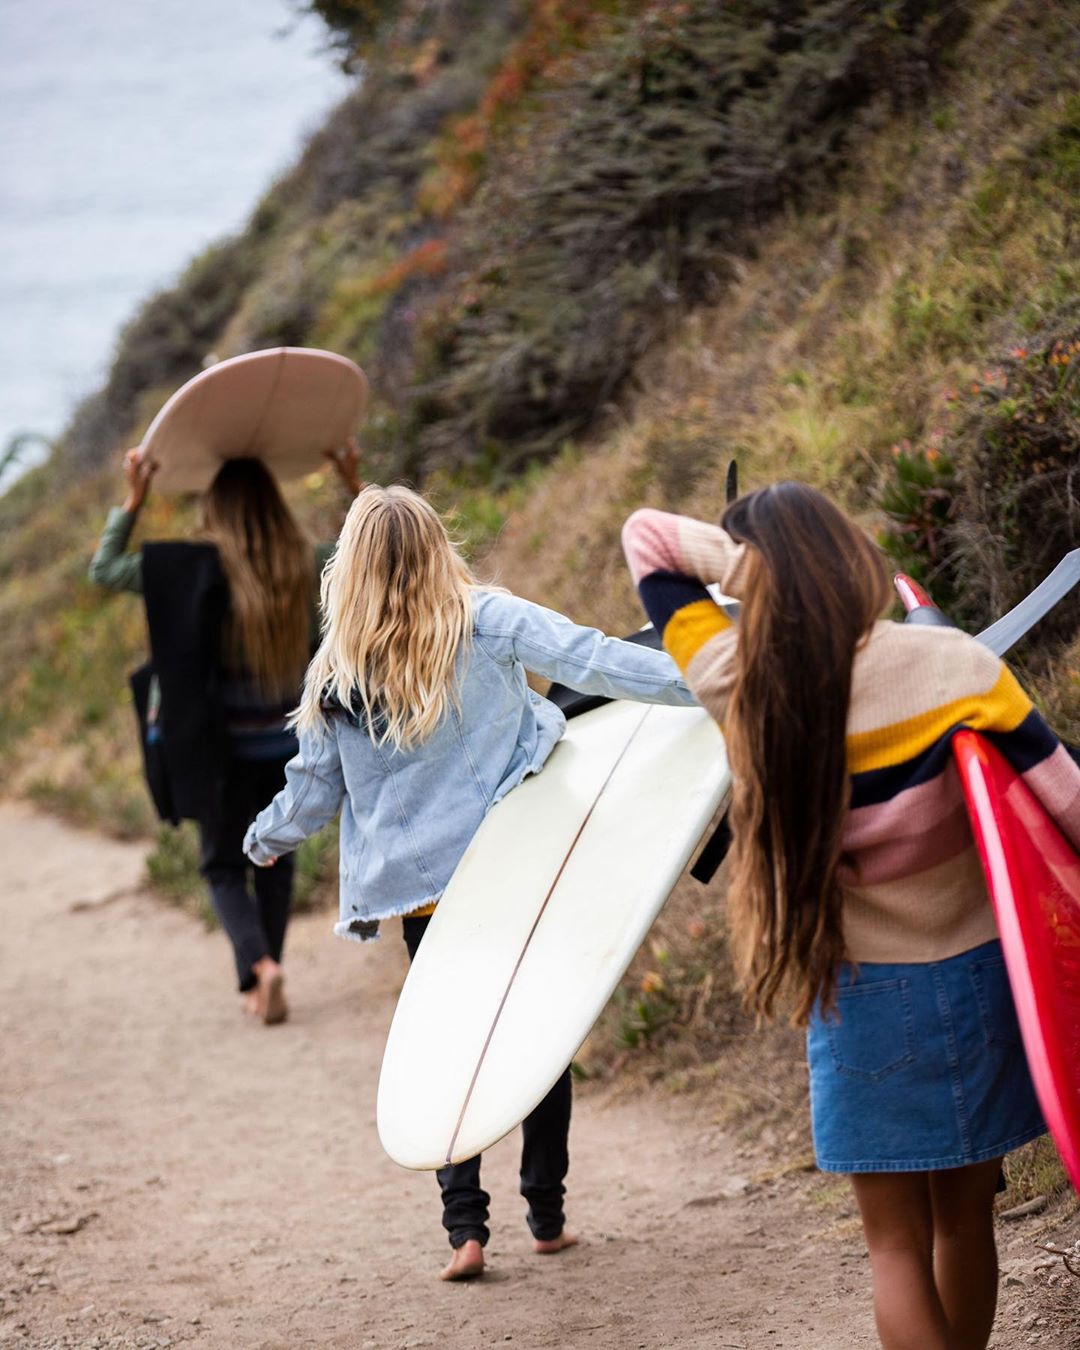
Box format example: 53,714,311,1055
893,574,1080,1190
952,731,1080,1191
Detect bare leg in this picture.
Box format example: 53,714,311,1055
850,1172,950,1350
929,1158,1002,1349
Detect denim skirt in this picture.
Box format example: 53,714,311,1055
806,939,1045,1173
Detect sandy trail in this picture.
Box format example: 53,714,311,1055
0,805,1068,1348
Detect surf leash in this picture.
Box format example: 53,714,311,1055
444,705,655,1167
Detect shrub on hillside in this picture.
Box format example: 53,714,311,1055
305,0,402,58
949,323,1080,639
878,317,1080,646
411,0,969,471
304,0,494,64
878,440,960,599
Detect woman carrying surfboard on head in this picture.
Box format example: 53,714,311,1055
242,484,696,1281
88,440,364,1024
622,483,1080,1350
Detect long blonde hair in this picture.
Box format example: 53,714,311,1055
294,485,476,748
201,459,313,697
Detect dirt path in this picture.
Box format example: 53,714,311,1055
0,805,1072,1349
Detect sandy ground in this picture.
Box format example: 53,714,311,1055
1,803,1076,1350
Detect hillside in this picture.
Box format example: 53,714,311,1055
2,0,1079,1279
3,0,1077,857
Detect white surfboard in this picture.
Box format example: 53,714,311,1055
377,699,731,1170
140,347,368,493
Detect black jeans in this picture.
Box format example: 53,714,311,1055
198,754,295,992
402,914,572,1249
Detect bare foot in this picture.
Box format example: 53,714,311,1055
241,990,260,1017
439,1239,484,1281
251,958,288,1025
534,1231,578,1255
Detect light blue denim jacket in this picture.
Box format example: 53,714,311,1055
243,590,695,942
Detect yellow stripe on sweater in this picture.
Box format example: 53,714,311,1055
662,600,732,672
847,665,1032,774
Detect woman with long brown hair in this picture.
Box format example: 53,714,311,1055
622,483,1080,1349
89,444,361,1023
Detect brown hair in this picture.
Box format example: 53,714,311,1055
721,482,892,1026
201,459,313,698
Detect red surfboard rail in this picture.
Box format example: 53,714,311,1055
953,729,1080,1191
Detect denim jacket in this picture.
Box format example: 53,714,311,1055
243,590,695,941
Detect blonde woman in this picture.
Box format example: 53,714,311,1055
243,484,695,1280
89,444,362,1023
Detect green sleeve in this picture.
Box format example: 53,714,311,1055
88,507,143,594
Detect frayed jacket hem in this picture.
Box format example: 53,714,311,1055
333,919,382,944
332,893,446,944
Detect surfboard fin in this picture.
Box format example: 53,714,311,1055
725,459,738,505
689,811,732,884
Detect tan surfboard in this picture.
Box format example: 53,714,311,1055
140,347,369,493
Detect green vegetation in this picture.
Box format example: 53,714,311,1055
411,0,967,470
878,441,961,596
878,321,1080,640
65,238,265,472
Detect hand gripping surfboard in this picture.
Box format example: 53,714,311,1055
895,571,1080,1190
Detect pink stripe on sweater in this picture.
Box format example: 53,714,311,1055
1021,742,1080,852
845,767,966,848
621,509,685,585
841,769,973,886
839,800,974,886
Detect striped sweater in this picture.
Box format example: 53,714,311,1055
622,507,1080,964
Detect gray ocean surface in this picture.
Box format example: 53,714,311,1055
0,0,350,489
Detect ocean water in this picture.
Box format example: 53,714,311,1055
0,0,350,490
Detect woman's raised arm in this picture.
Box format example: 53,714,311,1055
87,449,157,593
